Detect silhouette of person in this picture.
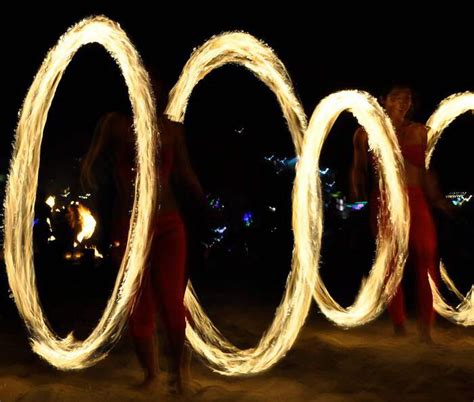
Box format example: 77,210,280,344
81,73,206,392
351,85,453,342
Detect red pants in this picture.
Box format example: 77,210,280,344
128,212,187,359
370,187,439,327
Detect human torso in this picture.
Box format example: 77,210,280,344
111,114,179,219
396,121,426,187
370,121,426,189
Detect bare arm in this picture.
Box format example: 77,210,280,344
170,120,206,208
424,165,455,216
350,127,369,201
425,169,447,207
417,124,453,214
80,112,119,191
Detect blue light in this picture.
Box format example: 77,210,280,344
214,226,227,234
242,211,253,227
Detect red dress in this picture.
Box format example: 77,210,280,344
109,124,188,361
128,144,187,363
370,143,439,327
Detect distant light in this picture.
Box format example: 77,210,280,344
45,195,55,209
242,211,253,227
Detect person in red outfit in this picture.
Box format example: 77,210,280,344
351,85,452,342
81,75,205,393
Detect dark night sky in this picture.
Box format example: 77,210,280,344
2,5,473,184
0,5,471,227
0,5,471,219
0,3,472,318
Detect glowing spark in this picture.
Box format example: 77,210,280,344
84,245,104,259
214,226,227,234
426,92,474,326
3,16,158,369
92,246,103,259
295,90,409,327
76,204,96,244
167,31,311,375
320,168,329,175
45,195,55,209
